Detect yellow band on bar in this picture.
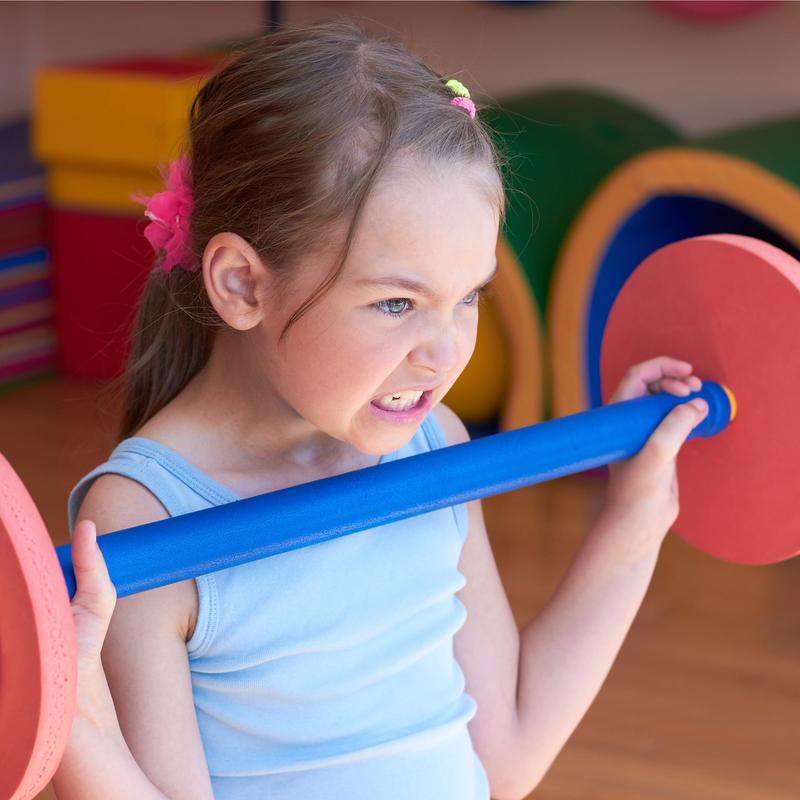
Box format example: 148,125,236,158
721,384,738,422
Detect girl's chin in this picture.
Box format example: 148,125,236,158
351,432,415,458
348,417,425,457
324,394,437,457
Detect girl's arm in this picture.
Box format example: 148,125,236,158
53,475,215,800
54,656,172,799
438,358,707,800
451,491,660,800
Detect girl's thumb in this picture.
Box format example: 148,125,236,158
72,520,116,611
642,399,709,465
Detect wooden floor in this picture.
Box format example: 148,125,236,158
2,376,797,800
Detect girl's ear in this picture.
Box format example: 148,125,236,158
202,232,272,331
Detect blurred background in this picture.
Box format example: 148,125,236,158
1,2,798,799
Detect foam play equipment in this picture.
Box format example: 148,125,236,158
32,56,220,380
6,235,800,799
446,236,545,431
492,236,545,429
34,56,220,212
0,119,52,393
549,114,800,417
0,118,45,210
444,291,509,427
481,90,680,315
651,1,781,23
48,208,154,380
601,235,798,563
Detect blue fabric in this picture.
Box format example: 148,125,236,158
67,414,489,799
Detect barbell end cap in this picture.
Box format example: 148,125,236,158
688,381,735,440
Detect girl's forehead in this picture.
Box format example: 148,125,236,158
350,167,500,266
288,162,500,294
368,160,497,218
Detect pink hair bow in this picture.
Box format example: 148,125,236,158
131,154,195,273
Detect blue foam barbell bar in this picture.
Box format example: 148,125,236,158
57,382,732,599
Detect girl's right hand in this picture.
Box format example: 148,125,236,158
600,357,709,559
70,520,117,673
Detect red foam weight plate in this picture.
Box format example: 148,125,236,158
0,453,76,799
601,234,800,565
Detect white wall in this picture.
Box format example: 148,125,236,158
283,0,800,137
0,1,262,124
1,0,798,136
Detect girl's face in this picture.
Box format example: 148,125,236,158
261,162,501,456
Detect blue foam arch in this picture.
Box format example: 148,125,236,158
586,196,800,408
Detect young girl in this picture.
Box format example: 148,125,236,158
56,21,708,800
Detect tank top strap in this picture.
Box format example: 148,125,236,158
416,412,469,540
419,410,450,451
66,436,235,536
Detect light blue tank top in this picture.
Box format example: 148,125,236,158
67,414,490,799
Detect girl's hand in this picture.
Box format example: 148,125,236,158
71,520,117,674
601,357,709,557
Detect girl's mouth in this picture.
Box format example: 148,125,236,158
369,390,432,424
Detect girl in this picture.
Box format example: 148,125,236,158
56,21,708,800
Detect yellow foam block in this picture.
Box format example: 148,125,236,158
33,56,219,171
444,291,508,425
48,164,162,215
445,235,544,431
493,235,544,429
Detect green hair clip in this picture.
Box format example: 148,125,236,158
445,79,471,99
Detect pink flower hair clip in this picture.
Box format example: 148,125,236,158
131,154,196,273
445,79,476,119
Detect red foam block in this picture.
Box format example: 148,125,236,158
49,208,152,378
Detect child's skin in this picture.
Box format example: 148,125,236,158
55,159,707,800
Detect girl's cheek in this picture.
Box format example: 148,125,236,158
454,313,478,353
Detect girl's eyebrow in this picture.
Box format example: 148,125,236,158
354,260,498,299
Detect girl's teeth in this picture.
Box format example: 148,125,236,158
375,390,423,411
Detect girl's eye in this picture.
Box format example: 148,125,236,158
464,285,491,307
375,298,413,317
373,286,490,318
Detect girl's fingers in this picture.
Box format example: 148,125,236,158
609,356,697,403
649,378,691,396
647,375,703,396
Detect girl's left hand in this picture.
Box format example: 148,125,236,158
600,356,708,559
71,519,117,674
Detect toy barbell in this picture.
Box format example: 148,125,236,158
2,234,799,799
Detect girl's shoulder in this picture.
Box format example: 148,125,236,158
73,406,206,641
75,470,200,643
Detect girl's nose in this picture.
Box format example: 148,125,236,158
407,320,462,375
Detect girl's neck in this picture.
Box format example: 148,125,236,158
143,332,358,476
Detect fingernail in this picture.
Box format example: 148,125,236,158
692,400,708,413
